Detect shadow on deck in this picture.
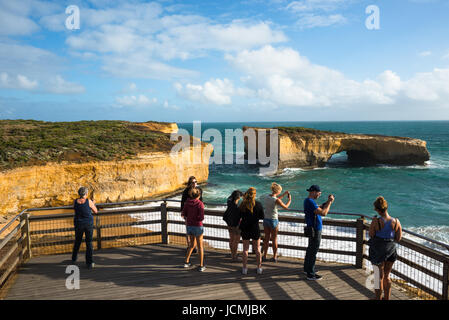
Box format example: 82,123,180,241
5,244,412,300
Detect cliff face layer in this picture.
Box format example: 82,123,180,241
0,120,213,215
243,126,430,170
0,146,213,215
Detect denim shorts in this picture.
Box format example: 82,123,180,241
186,226,204,237
263,218,279,229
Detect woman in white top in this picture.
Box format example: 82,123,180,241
262,182,291,262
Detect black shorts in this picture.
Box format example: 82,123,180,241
240,228,260,241
386,250,398,263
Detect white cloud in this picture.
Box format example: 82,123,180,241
124,82,138,92
175,78,236,105
286,0,348,13
225,45,449,108
56,2,287,80
296,13,347,29
0,71,86,95
154,21,287,59
102,53,197,80
17,74,39,90
419,51,432,57
115,94,157,107
286,0,350,29
0,0,60,35
46,75,85,94
377,70,402,96
403,68,449,101
163,100,180,110
0,72,38,90
0,42,85,95
0,8,40,35
66,19,287,59
0,41,63,78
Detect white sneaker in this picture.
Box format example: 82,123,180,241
198,266,206,272
257,268,263,275
242,267,248,275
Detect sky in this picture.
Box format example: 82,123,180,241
0,0,449,122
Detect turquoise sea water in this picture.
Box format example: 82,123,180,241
177,121,449,242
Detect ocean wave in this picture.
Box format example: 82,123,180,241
425,160,449,169
375,160,448,170
405,225,449,253
278,168,305,177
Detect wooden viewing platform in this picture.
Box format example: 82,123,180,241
5,244,413,300
2,200,448,300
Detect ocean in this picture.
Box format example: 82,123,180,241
177,121,449,244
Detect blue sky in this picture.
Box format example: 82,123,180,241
1,0,449,122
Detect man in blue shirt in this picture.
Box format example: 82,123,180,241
303,185,335,280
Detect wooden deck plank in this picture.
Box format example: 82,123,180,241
5,244,414,300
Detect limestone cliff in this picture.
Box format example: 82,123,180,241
131,121,179,134
243,126,430,170
0,145,213,215
0,120,213,215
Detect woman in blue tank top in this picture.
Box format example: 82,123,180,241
368,196,402,300
71,187,98,269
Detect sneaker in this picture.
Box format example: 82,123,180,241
256,268,263,275
184,262,192,268
87,263,95,269
242,267,248,275
198,266,206,272
307,274,323,281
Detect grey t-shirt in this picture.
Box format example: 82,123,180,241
262,194,279,220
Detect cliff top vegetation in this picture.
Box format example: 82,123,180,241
0,120,178,171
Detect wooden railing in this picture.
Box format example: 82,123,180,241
1,199,448,300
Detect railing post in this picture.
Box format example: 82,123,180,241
96,214,102,250
20,212,32,261
355,217,365,269
161,201,168,244
443,260,449,300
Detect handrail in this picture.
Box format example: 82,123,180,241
2,199,448,253
0,209,28,236
1,198,449,300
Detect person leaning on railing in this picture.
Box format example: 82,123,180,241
261,182,291,263
303,185,335,281
223,190,244,262
238,187,264,275
368,196,402,300
72,187,98,269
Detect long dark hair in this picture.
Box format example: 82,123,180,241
229,190,243,203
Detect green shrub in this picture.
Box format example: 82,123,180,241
0,120,177,170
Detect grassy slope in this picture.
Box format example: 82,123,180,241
0,120,178,171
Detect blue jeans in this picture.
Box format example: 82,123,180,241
72,221,94,265
304,230,322,275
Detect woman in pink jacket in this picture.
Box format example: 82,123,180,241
182,188,206,272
